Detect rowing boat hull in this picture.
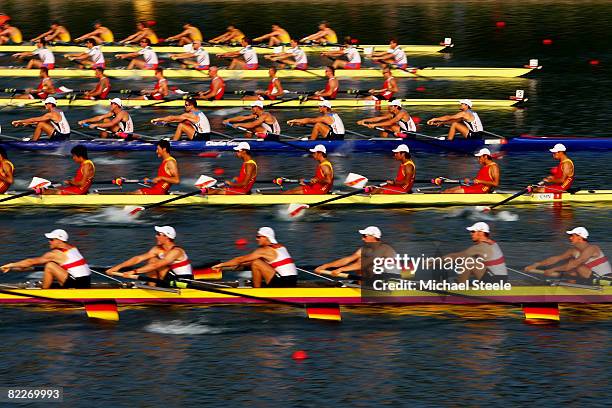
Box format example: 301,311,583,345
0,67,538,79
0,98,522,108
1,190,610,207
0,286,609,305
0,43,449,55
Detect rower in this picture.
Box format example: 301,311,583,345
1,229,91,289
369,144,415,194
12,39,55,69
116,38,159,70
282,144,334,195
133,140,180,195
223,101,280,138
532,143,574,193
357,99,415,137
151,97,211,141
119,21,159,44
0,147,15,194
253,24,291,46
205,142,257,195
287,100,345,140
169,40,210,70
0,21,22,44
369,39,408,69
263,39,308,70
212,227,297,288
14,67,56,100
196,66,226,100
366,67,398,101
218,37,259,70
107,226,193,285
209,25,245,44
444,222,508,284
242,67,283,101
166,23,203,45
136,68,168,100
43,145,95,195
31,21,71,43
315,226,398,280
74,21,114,44
443,148,500,194
11,97,70,142
300,21,338,44
525,227,611,284
427,99,484,141
84,67,111,100
309,66,339,100
320,37,362,70
64,38,105,69
78,98,133,139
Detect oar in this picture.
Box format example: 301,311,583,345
225,124,312,152
0,177,54,203
124,174,217,216
478,182,543,212
115,273,341,321
0,286,118,321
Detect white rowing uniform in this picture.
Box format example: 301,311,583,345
344,46,361,64
574,248,612,276
51,109,70,134
267,245,297,277
396,111,416,132
116,111,134,133
158,247,193,276
388,46,407,66
60,246,91,278
138,46,159,65
464,109,484,133
257,114,281,134
191,109,211,133
33,47,55,65
194,47,210,66
327,113,345,135
239,45,258,65
482,241,507,278
87,45,105,65
288,46,307,65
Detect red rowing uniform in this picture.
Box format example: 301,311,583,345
380,76,395,100
0,159,14,194
149,78,167,100
461,162,498,193
382,159,415,194
34,78,52,99
59,160,95,195
210,76,225,100
302,160,333,194
325,77,338,99
546,158,574,193
263,77,280,100
225,159,257,195
140,156,177,195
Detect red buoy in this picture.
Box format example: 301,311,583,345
292,350,308,360
198,152,221,158
415,86,426,92
213,167,225,176
235,238,248,247
589,59,600,66
542,39,553,45
495,21,506,28
412,116,422,125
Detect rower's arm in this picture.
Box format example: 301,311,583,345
75,29,98,42
301,31,325,42
549,248,597,273
210,32,231,43
427,112,464,125
31,29,52,42
224,114,255,125
66,52,88,61
132,248,183,274
228,162,255,188
120,31,143,44
320,50,344,57
152,114,186,124
546,161,573,183
214,247,271,269
0,161,14,184
106,248,159,274
92,113,122,128
525,249,574,271
13,112,53,126
79,112,111,125
167,29,190,41
2,250,62,272
116,51,139,59
396,163,414,188
311,162,333,185
315,249,362,273
154,159,180,185
253,32,273,42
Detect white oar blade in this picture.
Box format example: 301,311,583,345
28,177,52,190
123,205,145,216
194,175,218,189
344,173,369,189
287,203,309,218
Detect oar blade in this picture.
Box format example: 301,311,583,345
522,303,560,322
286,203,309,218
84,301,119,321
193,267,223,280
344,173,369,189
305,303,342,321
124,205,145,216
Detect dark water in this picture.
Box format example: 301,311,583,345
0,1,611,407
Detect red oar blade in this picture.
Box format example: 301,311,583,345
84,301,119,321
124,205,145,216
287,203,309,218
305,304,342,321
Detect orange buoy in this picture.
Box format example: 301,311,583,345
495,21,506,28
292,350,308,360
542,38,553,45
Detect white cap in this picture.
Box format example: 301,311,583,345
110,97,122,107
566,226,589,239
358,226,382,239
392,144,410,153
474,148,491,157
549,143,566,153
43,97,57,105
459,99,473,107
155,225,176,239
257,226,277,244
466,222,490,233
309,144,326,154
250,100,264,108
389,99,402,107
44,229,68,242
233,141,251,151
318,100,332,109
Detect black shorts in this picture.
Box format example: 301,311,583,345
50,132,70,141
62,275,91,289
480,273,506,284
327,133,344,141
264,273,298,288
467,131,485,139
192,133,210,141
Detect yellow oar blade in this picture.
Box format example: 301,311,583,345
306,304,342,321
85,302,120,321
